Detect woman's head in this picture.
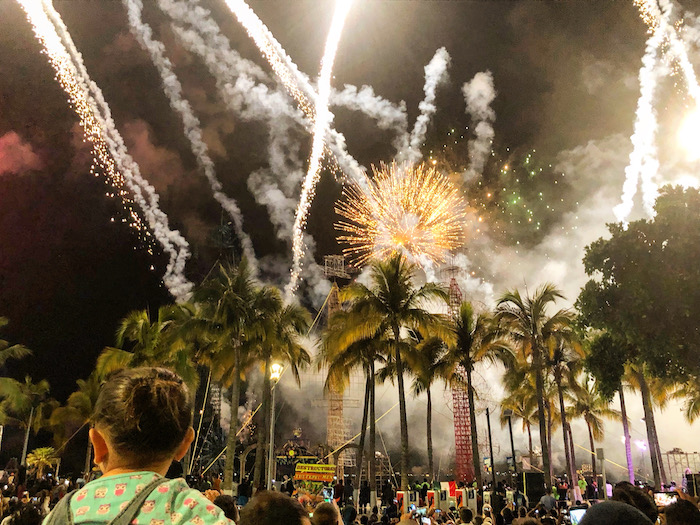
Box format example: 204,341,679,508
91,367,194,466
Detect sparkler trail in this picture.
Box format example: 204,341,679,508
335,162,467,267
22,0,193,301
122,0,258,274
404,48,451,164
286,0,354,301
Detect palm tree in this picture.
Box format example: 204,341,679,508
544,332,584,488
500,390,538,461
0,376,52,465
0,317,32,368
567,378,620,477
96,304,200,391
192,259,274,491
495,284,573,488
338,252,450,489
406,336,447,482
49,373,101,475
321,313,387,503
674,375,700,423
26,447,58,478
249,286,311,490
441,302,510,488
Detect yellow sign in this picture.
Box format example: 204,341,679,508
294,463,336,482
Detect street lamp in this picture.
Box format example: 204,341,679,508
266,363,283,490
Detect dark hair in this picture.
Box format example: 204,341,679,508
9,505,42,525
213,494,239,522
459,507,473,523
239,491,308,525
92,367,193,463
665,499,700,525
612,481,658,523
313,502,340,525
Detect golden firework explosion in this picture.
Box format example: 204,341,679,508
335,162,467,267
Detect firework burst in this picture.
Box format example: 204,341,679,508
335,162,467,267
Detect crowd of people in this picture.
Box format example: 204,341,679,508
2,367,700,525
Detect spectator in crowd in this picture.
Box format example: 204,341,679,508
458,507,473,524
43,367,232,525
311,502,340,525
239,491,310,525
539,487,557,511
665,499,700,525
213,494,239,523
578,500,653,524
612,481,658,524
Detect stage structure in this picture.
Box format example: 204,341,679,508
324,256,354,478
665,448,700,484
445,268,476,483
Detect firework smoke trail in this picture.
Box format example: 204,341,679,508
122,0,258,273
614,30,665,223
403,48,451,164
462,71,497,183
175,0,401,178
285,0,354,301
22,0,192,300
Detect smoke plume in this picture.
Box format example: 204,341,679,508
462,71,497,183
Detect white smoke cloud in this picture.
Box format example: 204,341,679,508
403,47,451,164
462,71,497,183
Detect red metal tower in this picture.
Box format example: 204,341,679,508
448,275,475,483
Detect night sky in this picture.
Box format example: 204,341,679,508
1,0,699,474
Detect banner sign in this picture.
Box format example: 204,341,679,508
294,463,336,482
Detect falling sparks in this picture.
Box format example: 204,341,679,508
335,162,467,267
286,0,354,300
21,0,193,300
616,0,700,224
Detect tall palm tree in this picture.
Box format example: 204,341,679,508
441,302,510,488
674,375,700,424
249,286,311,490
0,317,32,368
544,332,584,488
495,284,572,488
0,376,52,465
406,336,447,482
567,378,620,477
192,259,274,491
321,313,387,504
338,252,450,489
49,373,101,475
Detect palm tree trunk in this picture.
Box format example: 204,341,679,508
546,400,554,481
356,369,371,486
526,422,533,460
555,370,575,487
636,370,661,488
466,365,482,489
369,360,377,507
567,423,576,477
224,348,242,492
532,344,552,488
587,421,596,477
253,359,271,491
427,388,433,482
84,439,93,477
653,428,667,487
393,325,410,490
21,406,34,465
618,384,634,483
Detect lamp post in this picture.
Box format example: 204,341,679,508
266,363,283,490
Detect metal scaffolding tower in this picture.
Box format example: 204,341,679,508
447,272,476,483
324,256,354,477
